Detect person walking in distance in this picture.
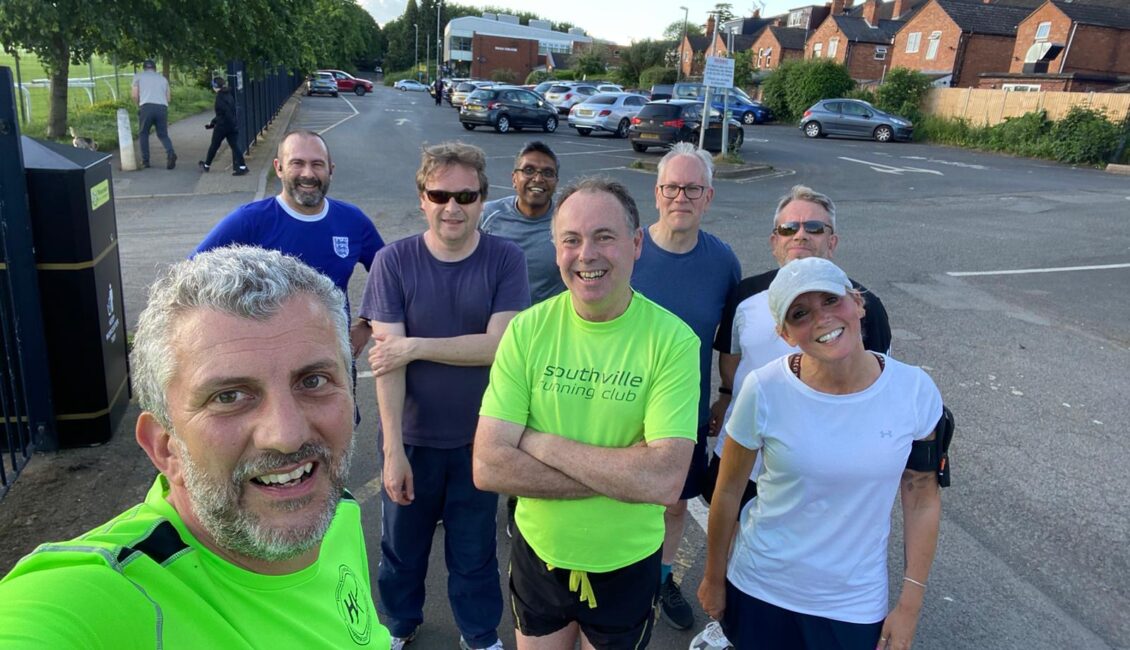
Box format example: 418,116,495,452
199,76,249,176
131,59,176,170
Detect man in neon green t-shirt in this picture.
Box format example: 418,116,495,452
475,178,699,649
0,247,390,649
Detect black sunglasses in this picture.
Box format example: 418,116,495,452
773,220,834,236
424,189,480,205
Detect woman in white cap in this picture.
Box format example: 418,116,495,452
697,256,944,650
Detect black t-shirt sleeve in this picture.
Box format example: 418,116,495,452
854,280,892,354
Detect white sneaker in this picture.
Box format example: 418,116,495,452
390,629,417,650
459,637,504,650
689,620,733,650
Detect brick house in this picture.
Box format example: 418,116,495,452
679,34,715,78
749,26,809,70
805,0,928,83
890,0,1034,87
978,0,1130,91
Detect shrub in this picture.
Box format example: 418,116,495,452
1048,106,1120,165
490,68,518,84
914,115,981,146
785,59,854,119
525,70,552,85
875,68,932,124
845,87,877,104
639,66,677,89
985,111,1052,157
553,69,576,81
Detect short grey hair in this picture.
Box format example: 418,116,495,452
555,176,640,233
773,184,837,228
657,142,714,188
131,246,350,428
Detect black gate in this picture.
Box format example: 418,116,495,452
224,61,303,159
0,66,57,498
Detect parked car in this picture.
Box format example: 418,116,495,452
672,82,773,124
799,98,913,142
650,84,674,100
568,92,649,138
374,65,383,74
596,83,624,93
531,80,555,97
306,72,339,97
544,83,599,114
393,79,429,92
628,99,744,153
459,86,559,134
451,81,493,108
318,69,373,96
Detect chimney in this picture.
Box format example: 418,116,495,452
753,9,760,18
777,16,787,26
863,0,879,25
830,0,846,14
706,14,716,36
893,0,908,18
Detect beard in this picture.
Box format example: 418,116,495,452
284,174,330,208
175,436,354,563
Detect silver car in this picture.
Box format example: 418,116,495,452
544,83,598,114
568,93,650,138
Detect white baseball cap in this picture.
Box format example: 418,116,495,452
768,257,851,327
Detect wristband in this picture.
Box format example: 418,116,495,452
718,386,732,396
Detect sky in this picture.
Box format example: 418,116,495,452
357,0,799,46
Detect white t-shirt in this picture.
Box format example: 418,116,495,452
724,354,942,623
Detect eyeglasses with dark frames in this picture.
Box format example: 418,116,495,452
658,184,706,200
424,189,480,205
514,166,558,179
773,220,834,236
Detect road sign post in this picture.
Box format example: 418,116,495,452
702,56,735,153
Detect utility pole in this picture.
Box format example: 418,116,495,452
414,23,419,80
437,0,444,79
677,6,689,82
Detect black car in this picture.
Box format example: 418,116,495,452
459,87,559,134
628,100,744,153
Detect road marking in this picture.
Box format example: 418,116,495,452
947,263,1130,277
838,156,944,176
901,155,988,170
395,118,410,126
316,96,360,135
689,496,710,532
736,169,796,183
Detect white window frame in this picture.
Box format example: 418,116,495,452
906,32,921,53
925,31,941,60
813,42,823,58
874,46,888,60
1003,83,1042,92
1035,21,1051,41
828,38,840,58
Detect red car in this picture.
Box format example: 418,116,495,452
318,70,374,96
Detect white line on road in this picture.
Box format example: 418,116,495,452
838,156,944,176
317,96,360,135
947,263,1130,277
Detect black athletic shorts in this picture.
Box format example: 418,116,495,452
509,526,660,649
700,451,758,510
721,580,883,650
679,423,711,500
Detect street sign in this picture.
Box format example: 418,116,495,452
703,56,734,89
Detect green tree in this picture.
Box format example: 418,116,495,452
616,39,674,87
762,59,853,120
712,3,736,24
733,50,753,88
875,67,932,123
639,65,677,88
663,20,704,41
574,45,608,78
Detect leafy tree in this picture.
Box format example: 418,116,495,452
732,50,753,88
616,39,674,87
639,65,677,88
712,3,736,24
762,59,852,120
574,45,607,78
875,67,932,123
663,20,704,41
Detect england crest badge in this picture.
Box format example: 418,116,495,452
333,236,350,259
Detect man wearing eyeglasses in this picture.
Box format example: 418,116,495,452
359,142,529,650
481,141,567,305
629,142,741,632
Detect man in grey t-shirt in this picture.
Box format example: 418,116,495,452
131,59,176,169
480,141,566,304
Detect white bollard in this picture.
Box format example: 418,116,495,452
116,108,137,171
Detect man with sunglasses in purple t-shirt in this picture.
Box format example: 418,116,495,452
693,184,892,647
359,142,529,650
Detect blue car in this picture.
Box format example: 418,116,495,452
672,82,773,125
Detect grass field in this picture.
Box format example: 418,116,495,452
2,50,213,149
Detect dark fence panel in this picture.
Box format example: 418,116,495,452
225,61,302,159
0,67,58,498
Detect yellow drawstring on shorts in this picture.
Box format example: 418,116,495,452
547,564,597,609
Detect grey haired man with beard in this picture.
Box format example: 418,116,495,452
0,246,391,648
195,130,384,358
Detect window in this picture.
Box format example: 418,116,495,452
875,46,888,60
906,32,921,53
451,36,473,52
788,11,805,27
1003,83,1042,92
814,42,823,57
926,31,941,60
1035,21,1051,40
828,38,839,58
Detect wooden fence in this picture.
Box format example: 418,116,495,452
923,87,1130,126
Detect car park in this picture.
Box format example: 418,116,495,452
450,81,493,108
799,98,913,142
568,92,649,138
544,83,598,114
531,81,555,96
628,99,743,153
306,72,339,97
318,69,373,96
596,83,624,93
672,82,773,124
459,86,559,134
394,79,430,92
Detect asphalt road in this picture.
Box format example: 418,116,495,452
112,83,1130,650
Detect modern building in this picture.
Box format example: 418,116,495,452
444,14,591,79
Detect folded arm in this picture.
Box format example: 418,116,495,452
369,310,518,376
473,416,596,499
372,321,413,505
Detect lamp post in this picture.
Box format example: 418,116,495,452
436,0,444,79
677,5,689,82
414,23,419,80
